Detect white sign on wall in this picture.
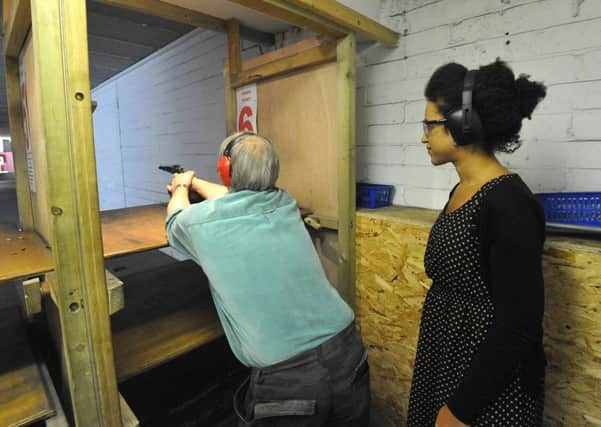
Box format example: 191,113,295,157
236,84,257,133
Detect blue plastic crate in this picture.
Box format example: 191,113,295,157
536,192,601,227
357,183,394,209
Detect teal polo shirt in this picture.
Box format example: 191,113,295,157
165,189,354,367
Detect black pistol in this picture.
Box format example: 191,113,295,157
158,164,204,204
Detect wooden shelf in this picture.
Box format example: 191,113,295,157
0,223,54,284
0,307,55,426
111,260,223,381
0,204,169,284
1,203,313,284
101,204,168,258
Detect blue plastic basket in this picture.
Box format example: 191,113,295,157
357,183,394,209
536,192,601,227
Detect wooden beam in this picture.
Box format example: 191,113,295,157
226,19,242,77
228,0,345,38
93,0,225,32
232,38,337,88
30,0,122,424
3,0,31,58
286,0,399,47
336,34,356,308
4,58,34,229
223,59,237,135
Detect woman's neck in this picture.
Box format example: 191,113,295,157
453,148,509,187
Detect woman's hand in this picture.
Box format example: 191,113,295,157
167,170,195,193
435,405,469,427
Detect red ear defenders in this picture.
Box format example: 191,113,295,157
445,70,484,146
217,131,255,186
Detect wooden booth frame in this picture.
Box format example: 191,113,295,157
1,0,398,425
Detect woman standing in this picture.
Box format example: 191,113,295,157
407,59,547,426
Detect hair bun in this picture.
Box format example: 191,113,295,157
515,74,547,119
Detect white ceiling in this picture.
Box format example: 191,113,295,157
164,0,292,33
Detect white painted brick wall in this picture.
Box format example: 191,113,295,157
92,29,229,210
356,0,601,210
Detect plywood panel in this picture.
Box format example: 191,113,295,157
355,207,601,425
19,34,51,244
257,62,338,219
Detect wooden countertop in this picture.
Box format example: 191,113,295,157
0,204,169,284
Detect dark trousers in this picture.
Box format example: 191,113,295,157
233,322,370,426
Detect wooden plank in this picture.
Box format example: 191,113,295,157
228,0,345,38
336,34,356,308
0,205,170,284
119,393,139,427
106,270,125,315
4,57,34,229
0,307,55,426
232,40,337,88
223,59,237,135
30,0,122,424
101,204,168,258
19,34,52,243
241,36,325,70
0,223,53,284
226,19,241,77
95,0,225,32
3,0,31,58
111,261,223,381
286,0,399,47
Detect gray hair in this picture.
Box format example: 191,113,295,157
219,132,279,192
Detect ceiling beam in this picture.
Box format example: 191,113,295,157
286,0,398,47
93,0,225,31
92,0,275,45
228,0,399,46
228,0,346,39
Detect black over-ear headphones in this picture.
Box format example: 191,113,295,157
445,70,484,146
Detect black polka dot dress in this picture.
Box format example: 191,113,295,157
407,175,543,426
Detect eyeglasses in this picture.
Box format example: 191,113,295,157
422,119,447,135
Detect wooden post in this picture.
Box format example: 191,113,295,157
223,59,237,135
336,34,356,308
224,19,241,136
30,0,122,424
4,57,34,229
226,19,242,76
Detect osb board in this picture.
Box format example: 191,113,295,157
111,260,223,381
0,307,55,426
355,209,433,425
256,62,338,219
355,207,601,426
19,33,51,244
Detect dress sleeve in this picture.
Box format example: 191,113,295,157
447,196,545,423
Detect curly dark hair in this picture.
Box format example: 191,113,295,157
424,58,547,153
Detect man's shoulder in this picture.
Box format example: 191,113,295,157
183,189,296,226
